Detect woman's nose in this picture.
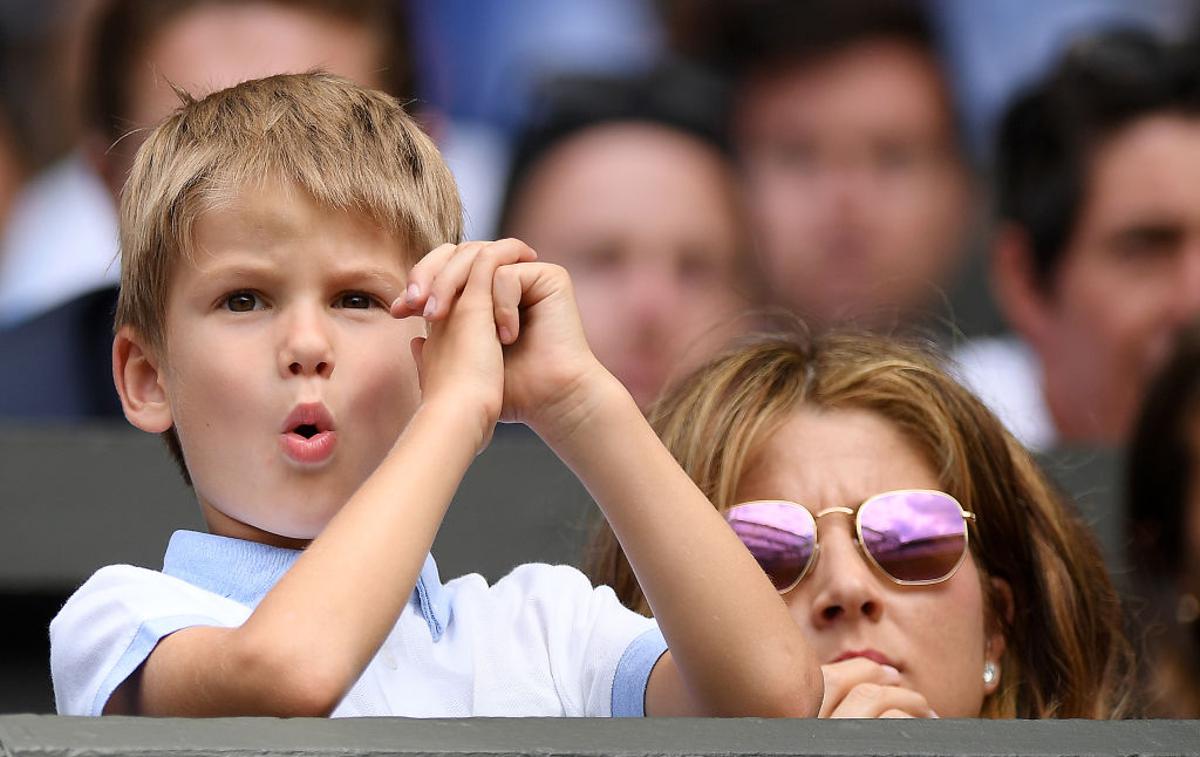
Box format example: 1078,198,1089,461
792,522,885,628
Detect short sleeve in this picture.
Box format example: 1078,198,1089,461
481,564,665,717
50,565,250,716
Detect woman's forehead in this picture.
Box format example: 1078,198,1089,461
733,407,940,511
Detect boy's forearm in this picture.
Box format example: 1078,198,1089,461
152,399,482,716
551,381,822,717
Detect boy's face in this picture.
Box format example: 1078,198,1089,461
157,182,423,544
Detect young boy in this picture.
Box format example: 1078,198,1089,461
50,73,821,718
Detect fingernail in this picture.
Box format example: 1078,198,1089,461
390,296,405,312
405,283,420,305
930,710,940,719
498,326,512,343
422,295,437,318
881,665,901,680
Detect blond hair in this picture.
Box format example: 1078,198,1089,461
587,331,1134,718
116,71,462,350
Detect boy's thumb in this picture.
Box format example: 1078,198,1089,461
410,336,426,393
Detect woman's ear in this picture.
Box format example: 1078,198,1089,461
113,326,174,433
983,576,1014,695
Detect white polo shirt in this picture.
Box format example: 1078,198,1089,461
50,530,667,717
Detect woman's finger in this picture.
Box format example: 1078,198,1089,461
827,683,936,719
818,658,903,718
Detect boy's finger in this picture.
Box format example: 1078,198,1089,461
493,266,523,344
452,240,539,315
423,241,487,319
394,242,458,316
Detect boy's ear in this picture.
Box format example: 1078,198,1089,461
113,325,174,433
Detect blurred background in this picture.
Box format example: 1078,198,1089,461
3,0,1200,714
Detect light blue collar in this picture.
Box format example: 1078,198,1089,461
162,530,450,640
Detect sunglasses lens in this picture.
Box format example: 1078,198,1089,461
727,502,816,590
859,491,967,582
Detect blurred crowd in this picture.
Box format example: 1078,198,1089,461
3,0,1200,717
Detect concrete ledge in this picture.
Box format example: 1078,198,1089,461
0,715,1197,757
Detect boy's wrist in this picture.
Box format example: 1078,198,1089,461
530,362,633,453
409,395,496,455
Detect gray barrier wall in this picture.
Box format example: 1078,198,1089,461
1,715,1199,757
0,422,597,589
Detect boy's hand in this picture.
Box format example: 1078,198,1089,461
403,240,823,719
819,658,938,718
391,240,537,450
399,239,616,444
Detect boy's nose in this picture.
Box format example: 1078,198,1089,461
288,357,332,378
279,311,335,379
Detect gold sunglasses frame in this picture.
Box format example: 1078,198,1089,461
727,488,977,593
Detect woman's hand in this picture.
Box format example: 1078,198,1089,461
819,658,938,718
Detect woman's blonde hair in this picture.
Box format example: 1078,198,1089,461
587,331,1134,718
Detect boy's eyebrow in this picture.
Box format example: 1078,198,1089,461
194,259,280,280
326,266,407,301
190,261,404,300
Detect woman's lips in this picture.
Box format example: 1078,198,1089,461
831,649,899,669
280,429,337,465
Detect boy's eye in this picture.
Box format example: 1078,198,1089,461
336,292,375,309
224,292,260,312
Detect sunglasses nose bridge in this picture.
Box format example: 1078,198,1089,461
814,506,856,521
812,506,859,546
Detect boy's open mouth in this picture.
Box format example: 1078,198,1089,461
293,423,320,439
280,403,337,465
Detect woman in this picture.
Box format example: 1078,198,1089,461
588,331,1134,717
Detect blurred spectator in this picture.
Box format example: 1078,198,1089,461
1126,320,1200,717
0,1,103,327
0,0,419,418
86,0,414,201
930,0,1197,159
956,29,1200,451
666,0,974,332
500,65,758,409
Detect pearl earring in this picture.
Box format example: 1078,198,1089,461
983,660,997,686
